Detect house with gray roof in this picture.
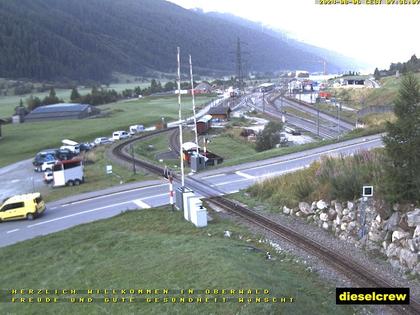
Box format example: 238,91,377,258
25,103,99,122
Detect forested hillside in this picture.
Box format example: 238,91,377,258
0,0,353,82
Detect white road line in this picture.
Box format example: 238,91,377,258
202,173,226,179
27,201,133,228
61,183,168,206
6,229,20,234
10,179,20,183
133,199,151,209
141,193,168,201
235,171,255,179
243,138,382,172
227,190,239,194
212,178,252,187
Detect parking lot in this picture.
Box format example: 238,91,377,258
0,159,46,201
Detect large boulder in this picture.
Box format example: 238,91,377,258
383,212,400,231
392,230,411,242
328,208,337,220
407,237,420,253
386,243,401,258
319,213,329,222
406,209,420,227
399,248,418,269
414,226,420,238
298,202,313,215
316,200,328,210
335,202,343,214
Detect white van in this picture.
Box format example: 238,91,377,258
129,125,145,135
112,131,130,140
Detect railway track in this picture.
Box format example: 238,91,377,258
112,128,420,314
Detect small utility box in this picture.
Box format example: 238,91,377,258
189,197,207,228
175,186,194,214
190,154,206,172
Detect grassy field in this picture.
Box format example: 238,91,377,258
39,146,155,202
0,81,160,117
133,123,257,170
0,207,354,315
0,95,213,167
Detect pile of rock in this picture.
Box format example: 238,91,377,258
282,200,420,276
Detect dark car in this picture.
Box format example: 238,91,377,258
79,143,92,152
33,149,58,169
56,148,75,161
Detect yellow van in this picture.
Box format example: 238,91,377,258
0,193,46,222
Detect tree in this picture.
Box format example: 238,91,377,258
26,95,42,111
255,121,283,152
373,67,380,81
383,73,420,202
70,87,81,102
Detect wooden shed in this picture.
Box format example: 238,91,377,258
208,106,231,121
196,114,212,134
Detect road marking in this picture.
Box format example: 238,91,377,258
133,199,151,209
235,171,255,179
227,190,239,194
141,193,168,201
6,229,20,234
10,179,20,183
202,173,226,179
212,178,252,187
60,183,168,206
27,201,133,228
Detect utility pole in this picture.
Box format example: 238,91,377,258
236,37,244,91
189,55,199,155
317,101,320,137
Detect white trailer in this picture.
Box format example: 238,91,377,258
52,159,84,187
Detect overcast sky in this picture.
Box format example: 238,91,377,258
167,0,419,71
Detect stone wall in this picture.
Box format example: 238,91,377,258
282,199,420,276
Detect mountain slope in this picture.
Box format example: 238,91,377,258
0,0,354,82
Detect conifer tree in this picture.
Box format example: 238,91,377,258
383,73,420,202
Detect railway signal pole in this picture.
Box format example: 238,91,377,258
177,47,185,187
189,55,199,155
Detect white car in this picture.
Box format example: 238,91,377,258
93,137,114,146
41,160,56,172
112,131,130,140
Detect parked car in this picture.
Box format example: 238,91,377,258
44,171,53,184
79,143,92,152
33,149,57,169
61,139,80,155
0,193,46,222
112,131,130,140
56,148,75,161
129,124,145,135
93,137,114,146
41,160,56,172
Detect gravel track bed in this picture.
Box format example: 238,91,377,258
210,201,419,315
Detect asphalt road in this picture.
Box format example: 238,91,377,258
0,134,384,247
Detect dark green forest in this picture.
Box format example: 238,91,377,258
0,0,351,83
